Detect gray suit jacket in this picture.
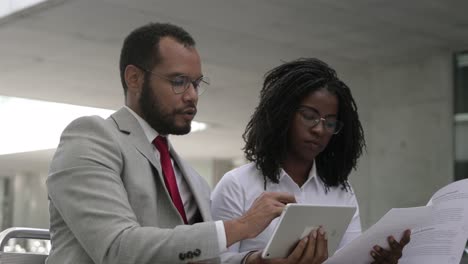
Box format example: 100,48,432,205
46,107,220,264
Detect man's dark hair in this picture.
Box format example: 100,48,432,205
243,58,366,190
119,22,195,95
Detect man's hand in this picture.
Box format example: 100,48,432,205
224,192,296,247
370,229,411,264
245,227,328,264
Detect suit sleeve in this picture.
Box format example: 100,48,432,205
47,116,220,264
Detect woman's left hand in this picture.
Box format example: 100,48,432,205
370,229,411,264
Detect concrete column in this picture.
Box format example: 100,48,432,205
12,172,48,229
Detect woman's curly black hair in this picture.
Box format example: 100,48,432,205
242,58,365,190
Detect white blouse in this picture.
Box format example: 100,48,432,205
211,162,362,260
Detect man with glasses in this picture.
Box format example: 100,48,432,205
46,22,295,264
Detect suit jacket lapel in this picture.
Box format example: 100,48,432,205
110,107,209,223
109,108,166,191
170,145,211,222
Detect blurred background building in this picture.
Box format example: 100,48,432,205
0,0,467,243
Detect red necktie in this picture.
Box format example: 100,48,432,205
153,136,188,224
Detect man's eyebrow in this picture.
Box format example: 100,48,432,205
165,72,203,79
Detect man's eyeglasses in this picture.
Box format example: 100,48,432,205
297,106,343,134
141,68,210,95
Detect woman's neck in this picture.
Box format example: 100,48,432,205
282,157,313,187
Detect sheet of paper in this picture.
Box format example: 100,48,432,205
325,179,468,264
324,206,431,264
399,179,468,264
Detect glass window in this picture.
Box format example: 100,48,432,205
454,52,468,181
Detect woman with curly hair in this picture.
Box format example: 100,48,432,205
211,58,410,264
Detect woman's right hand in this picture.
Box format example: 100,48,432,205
246,227,328,264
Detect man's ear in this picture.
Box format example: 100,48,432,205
124,64,144,95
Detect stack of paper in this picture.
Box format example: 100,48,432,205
325,179,468,264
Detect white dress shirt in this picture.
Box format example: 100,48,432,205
124,106,227,251
211,161,361,260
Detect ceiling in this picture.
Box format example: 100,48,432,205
1,0,468,173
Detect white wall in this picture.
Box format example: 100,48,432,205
337,65,373,229
351,52,454,228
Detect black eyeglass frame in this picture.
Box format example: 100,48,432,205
297,106,344,135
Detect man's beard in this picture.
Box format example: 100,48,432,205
139,78,192,135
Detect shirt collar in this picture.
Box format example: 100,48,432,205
124,106,169,146
279,160,319,186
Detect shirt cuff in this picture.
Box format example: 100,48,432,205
241,250,257,264
215,220,227,252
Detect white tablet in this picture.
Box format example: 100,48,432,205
262,204,356,259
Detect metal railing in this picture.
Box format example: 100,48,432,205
0,227,50,264
0,227,50,250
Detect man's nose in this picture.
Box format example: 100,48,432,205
182,82,198,103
